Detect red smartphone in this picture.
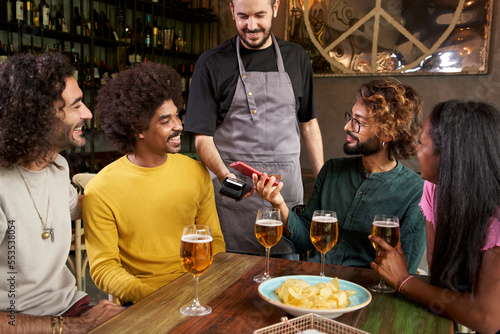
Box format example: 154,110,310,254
229,161,279,186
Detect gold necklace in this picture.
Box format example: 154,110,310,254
17,166,54,242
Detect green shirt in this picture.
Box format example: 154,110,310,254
288,156,425,273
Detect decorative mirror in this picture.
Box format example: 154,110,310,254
286,0,493,76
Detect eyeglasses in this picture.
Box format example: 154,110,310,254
344,112,369,133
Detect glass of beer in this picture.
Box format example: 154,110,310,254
253,207,283,283
179,224,214,316
310,210,338,276
369,214,400,293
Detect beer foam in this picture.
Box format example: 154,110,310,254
373,221,399,227
256,219,283,226
312,216,337,223
181,234,213,243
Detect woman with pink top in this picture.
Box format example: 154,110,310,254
370,100,500,334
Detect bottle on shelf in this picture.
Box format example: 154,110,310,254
70,48,80,85
15,0,24,24
25,0,33,26
93,57,101,87
33,0,39,27
82,12,91,36
175,30,185,52
39,0,49,28
7,0,14,22
83,55,91,88
73,7,82,35
100,11,119,41
144,14,152,48
188,64,194,89
53,5,67,32
92,9,100,37
178,64,187,94
153,16,161,48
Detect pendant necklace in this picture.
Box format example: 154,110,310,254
17,166,54,242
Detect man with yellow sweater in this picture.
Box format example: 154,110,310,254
82,62,225,305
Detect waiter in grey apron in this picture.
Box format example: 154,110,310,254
211,34,303,257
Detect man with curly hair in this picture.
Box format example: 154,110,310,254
82,62,225,305
0,53,124,333
254,78,426,273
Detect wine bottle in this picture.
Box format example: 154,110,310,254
39,0,48,28
7,0,14,22
188,64,194,89
25,0,33,26
92,9,100,37
82,12,91,36
15,0,24,24
73,7,82,34
144,14,151,48
70,48,80,85
83,55,91,88
179,64,187,93
93,57,101,87
33,0,39,27
152,16,160,48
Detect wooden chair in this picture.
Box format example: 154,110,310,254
67,173,96,291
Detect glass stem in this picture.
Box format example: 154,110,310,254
192,275,201,307
320,252,326,276
264,247,270,276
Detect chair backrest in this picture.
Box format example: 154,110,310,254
72,173,97,193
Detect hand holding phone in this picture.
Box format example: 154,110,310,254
229,161,279,186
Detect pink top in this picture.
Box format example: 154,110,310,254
419,180,500,251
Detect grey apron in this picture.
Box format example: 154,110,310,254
212,34,303,255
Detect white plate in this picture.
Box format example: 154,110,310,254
258,275,372,319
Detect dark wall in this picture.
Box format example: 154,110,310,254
219,1,500,172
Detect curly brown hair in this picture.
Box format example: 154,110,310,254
0,52,74,168
355,77,423,160
96,62,183,154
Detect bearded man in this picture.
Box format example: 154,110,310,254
184,0,324,260
254,78,426,274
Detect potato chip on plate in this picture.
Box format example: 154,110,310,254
258,275,372,319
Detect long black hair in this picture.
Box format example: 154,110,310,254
429,100,500,292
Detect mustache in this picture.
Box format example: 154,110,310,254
346,131,358,141
168,131,183,140
243,28,263,34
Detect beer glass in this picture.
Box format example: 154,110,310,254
253,208,283,283
310,210,338,276
180,225,214,316
369,214,400,293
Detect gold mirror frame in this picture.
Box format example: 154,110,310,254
286,0,493,76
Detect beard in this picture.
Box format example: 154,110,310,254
53,120,86,151
343,131,383,156
237,18,274,49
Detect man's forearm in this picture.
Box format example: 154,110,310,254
194,134,231,181
300,118,324,178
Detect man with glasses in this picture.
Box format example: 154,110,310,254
254,78,426,273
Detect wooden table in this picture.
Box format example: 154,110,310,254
89,252,453,334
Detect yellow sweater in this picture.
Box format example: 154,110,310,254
82,154,225,304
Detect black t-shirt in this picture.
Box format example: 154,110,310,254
184,36,317,136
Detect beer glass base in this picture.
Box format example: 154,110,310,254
253,274,272,283
369,282,396,293
180,304,212,316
